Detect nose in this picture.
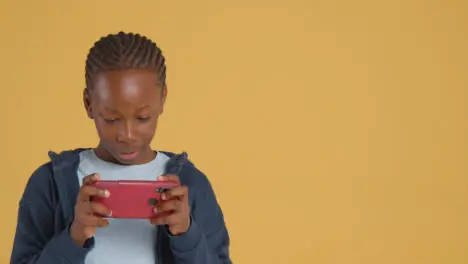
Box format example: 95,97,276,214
116,121,136,143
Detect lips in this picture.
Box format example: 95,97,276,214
118,151,139,160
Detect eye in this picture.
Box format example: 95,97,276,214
137,116,151,122
103,118,119,123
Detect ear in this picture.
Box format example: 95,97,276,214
83,88,93,119
159,85,168,115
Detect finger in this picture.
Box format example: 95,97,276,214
77,185,109,202
150,213,179,226
161,186,188,201
90,202,112,217
80,185,109,199
75,200,90,215
157,174,180,183
79,214,109,227
75,203,109,227
75,199,99,215
75,190,110,226
149,216,167,225
154,200,180,214
83,173,100,185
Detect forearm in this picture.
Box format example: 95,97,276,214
11,226,91,264
167,219,231,264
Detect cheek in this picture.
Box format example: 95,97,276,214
94,119,115,141
141,119,158,140
136,116,159,143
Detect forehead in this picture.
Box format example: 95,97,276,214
90,69,161,107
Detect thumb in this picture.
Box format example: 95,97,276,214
83,173,100,185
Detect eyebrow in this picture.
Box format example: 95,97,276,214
102,104,151,113
102,106,118,113
137,104,150,110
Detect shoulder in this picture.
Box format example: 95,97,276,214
161,151,210,182
26,161,54,186
159,151,226,224
20,148,84,204
181,159,212,190
159,150,215,193
20,160,55,207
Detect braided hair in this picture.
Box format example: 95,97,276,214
85,31,166,89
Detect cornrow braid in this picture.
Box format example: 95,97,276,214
85,31,166,88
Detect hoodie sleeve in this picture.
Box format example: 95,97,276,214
10,163,92,264
167,167,232,264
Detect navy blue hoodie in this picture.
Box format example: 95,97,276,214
10,148,231,264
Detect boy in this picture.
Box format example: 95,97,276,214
10,31,231,264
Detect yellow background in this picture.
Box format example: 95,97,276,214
1,0,467,263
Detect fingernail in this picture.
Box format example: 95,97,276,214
108,210,112,217
161,194,166,200
101,189,110,197
158,176,164,180
153,207,158,213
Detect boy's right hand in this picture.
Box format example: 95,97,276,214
70,173,111,246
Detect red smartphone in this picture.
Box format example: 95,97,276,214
90,180,180,219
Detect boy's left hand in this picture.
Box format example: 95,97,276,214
150,175,191,235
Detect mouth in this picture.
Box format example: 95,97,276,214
117,151,139,161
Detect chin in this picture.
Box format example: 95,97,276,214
113,154,140,165
98,145,152,165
